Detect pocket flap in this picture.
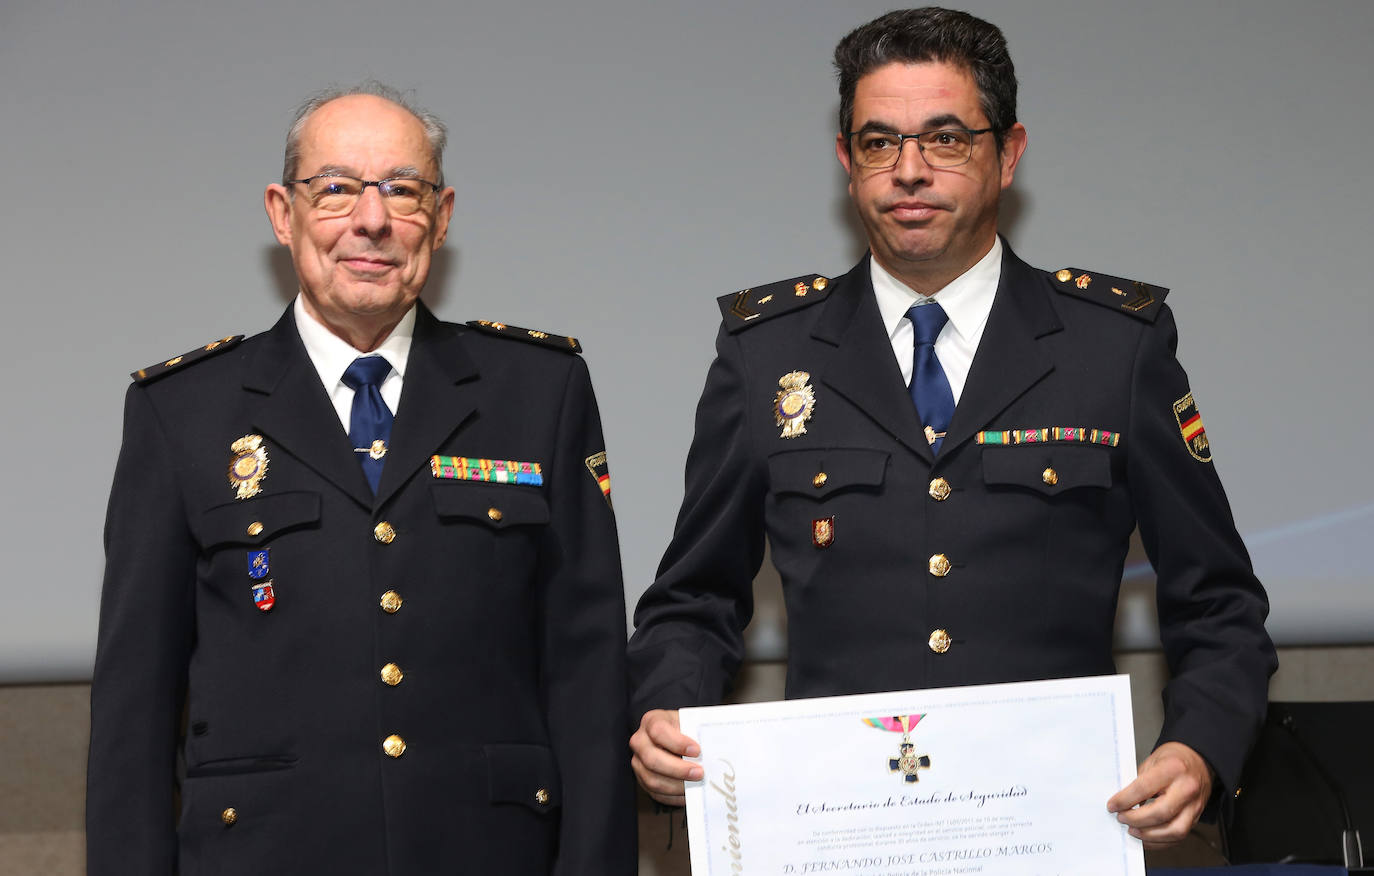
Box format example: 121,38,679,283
430,482,550,527
981,444,1112,495
200,491,322,548
768,448,890,498
485,743,561,813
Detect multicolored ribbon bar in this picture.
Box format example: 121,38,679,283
863,714,925,733
430,456,544,486
975,427,1120,447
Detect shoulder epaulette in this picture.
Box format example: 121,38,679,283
1049,268,1168,323
466,320,582,354
131,335,243,383
717,273,832,333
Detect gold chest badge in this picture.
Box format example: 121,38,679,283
774,371,816,439
228,434,269,499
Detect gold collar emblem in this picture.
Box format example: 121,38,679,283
228,434,269,499
774,371,816,439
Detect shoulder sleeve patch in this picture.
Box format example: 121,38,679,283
466,320,583,354
1049,268,1169,323
131,335,244,383
717,274,832,333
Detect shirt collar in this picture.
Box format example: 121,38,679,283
293,295,416,388
871,237,1003,343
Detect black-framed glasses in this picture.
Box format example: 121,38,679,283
288,174,441,216
847,127,995,169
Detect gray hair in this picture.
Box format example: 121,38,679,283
281,81,448,185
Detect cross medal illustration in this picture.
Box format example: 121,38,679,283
864,713,932,782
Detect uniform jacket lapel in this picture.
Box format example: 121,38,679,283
815,258,933,462
941,243,1063,454
243,307,375,508
374,304,480,506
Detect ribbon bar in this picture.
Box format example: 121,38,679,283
430,456,544,486
976,427,1120,447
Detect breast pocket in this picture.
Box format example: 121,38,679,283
199,491,322,549
981,444,1112,495
768,447,890,499
429,482,550,528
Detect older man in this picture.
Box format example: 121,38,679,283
627,7,1276,848
87,83,634,874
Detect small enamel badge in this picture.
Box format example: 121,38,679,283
252,580,276,612
1173,392,1212,462
584,451,612,508
774,371,816,439
246,549,270,580
813,516,835,548
228,435,269,499
864,714,932,783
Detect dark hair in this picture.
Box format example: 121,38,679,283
281,81,448,186
834,7,1017,150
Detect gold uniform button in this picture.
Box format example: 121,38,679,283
534,788,551,806
380,591,403,613
813,276,829,291
928,629,952,653
373,521,396,544
221,807,238,826
1042,468,1059,486
812,472,828,488
928,554,951,577
380,663,404,686
1055,269,1073,283
928,478,951,501
246,521,264,537
487,507,503,522
382,734,407,758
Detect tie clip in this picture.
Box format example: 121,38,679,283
355,440,388,460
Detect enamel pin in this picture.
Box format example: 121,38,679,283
246,549,270,580
252,580,276,612
774,371,816,439
864,713,932,782
228,435,269,500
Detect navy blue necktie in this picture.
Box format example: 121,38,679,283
341,356,394,494
907,302,956,453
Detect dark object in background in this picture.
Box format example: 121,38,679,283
1223,701,1374,869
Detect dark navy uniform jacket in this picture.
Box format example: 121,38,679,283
88,303,635,875
627,244,1276,798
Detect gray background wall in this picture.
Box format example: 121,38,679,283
5,0,1373,682
2,0,1373,870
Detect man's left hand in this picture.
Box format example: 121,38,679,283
1107,741,1213,848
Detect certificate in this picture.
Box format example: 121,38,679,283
680,675,1143,876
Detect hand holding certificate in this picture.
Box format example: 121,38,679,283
680,675,1145,875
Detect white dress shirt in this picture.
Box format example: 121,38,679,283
292,295,414,434
869,238,1002,404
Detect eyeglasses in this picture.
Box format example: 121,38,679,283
847,127,995,170
288,174,441,216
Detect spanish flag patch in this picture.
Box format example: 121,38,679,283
1172,392,1212,462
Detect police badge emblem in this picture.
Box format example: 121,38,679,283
812,516,835,548
228,434,269,499
774,371,816,439
864,713,932,782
